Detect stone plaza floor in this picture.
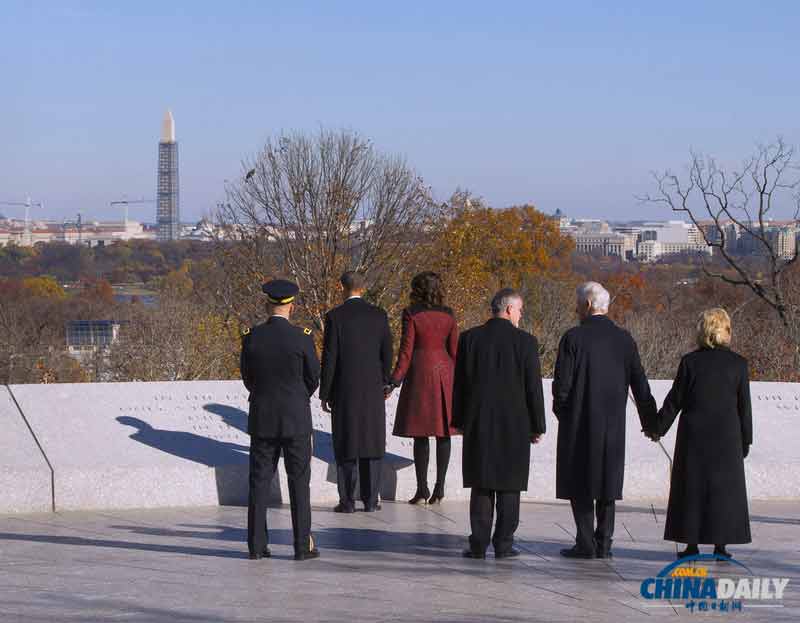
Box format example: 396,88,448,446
0,500,797,622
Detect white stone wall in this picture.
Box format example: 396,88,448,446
0,379,797,513
0,387,52,512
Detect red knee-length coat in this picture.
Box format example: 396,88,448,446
390,305,459,438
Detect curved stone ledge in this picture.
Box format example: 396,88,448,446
0,379,795,513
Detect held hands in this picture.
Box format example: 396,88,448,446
530,434,543,445
642,428,661,443
383,384,394,400
321,400,331,413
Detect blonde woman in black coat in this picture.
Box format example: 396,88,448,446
651,308,752,559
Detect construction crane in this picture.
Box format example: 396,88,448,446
110,197,155,226
0,197,43,246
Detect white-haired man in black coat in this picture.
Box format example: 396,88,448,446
553,281,657,559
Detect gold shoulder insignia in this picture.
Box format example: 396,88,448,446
242,327,251,336
303,328,312,335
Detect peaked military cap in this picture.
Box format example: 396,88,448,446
262,279,299,305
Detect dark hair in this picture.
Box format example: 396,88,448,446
340,271,366,292
490,288,521,315
410,271,445,308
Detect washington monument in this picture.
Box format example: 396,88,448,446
157,110,179,241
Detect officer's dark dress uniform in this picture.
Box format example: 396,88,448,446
240,280,321,561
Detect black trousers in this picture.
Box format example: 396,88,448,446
570,498,616,553
469,488,520,554
248,434,312,556
336,458,382,508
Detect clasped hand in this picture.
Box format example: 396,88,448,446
642,428,661,442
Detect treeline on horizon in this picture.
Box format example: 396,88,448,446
1,129,798,386
0,208,796,386
0,239,215,285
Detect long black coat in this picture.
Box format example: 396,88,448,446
656,347,752,545
240,316,320,438
452,318,546,491
552,315,656,501
319,297,393,461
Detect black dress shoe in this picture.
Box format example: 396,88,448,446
714,546,732,560
495,548,520,559
560,546,595,559
678,545,700,559
462,549,486,559
334,503,356,513
363,503,382,512
249,548,271,560
594,539,613,559
408,489,430,505
294,548,321,561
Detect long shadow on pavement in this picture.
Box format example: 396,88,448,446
203,403,415,501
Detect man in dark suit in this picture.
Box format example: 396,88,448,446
319,271,393,513
553,281,657,559
240,279,321,561
452,288,546,560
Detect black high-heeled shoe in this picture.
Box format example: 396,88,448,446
428,486,444,505
408,489,430,505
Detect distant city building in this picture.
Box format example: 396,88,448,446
66,320,124,381
0,218,156,247
571,218,610,233
735,221,797,259
768,227,797,260
557,212,714,262
58,218,155,247
722,222,741,252
157,110,180,242
573,232,635,260
637,240,713,262
696,220,799,258
638,221,702,245
632,221,709,261
551,208,571,230
180,219,217,241
67,320,122,353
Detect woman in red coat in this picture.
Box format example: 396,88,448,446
387,272,458,505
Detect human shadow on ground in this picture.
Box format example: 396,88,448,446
116,416,276,506
749,514,800,526
0,531,247,559
106,523,462,558
10,524,784,574
203,403,414,502
95,523,691,568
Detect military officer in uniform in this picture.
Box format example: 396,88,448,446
240,279,321,561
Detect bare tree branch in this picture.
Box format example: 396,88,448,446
214,129,436,330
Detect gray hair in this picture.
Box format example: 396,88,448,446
576,281,610,313
491,288,522,315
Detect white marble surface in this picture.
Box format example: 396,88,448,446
2,501,798,622
0,387,52,512
8,382,253,511
2,378,798,513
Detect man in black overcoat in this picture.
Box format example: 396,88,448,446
319,271,393,513
452,288,546,559
240,279,321,561
553,281,657,559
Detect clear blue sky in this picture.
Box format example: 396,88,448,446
2,1,799,223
